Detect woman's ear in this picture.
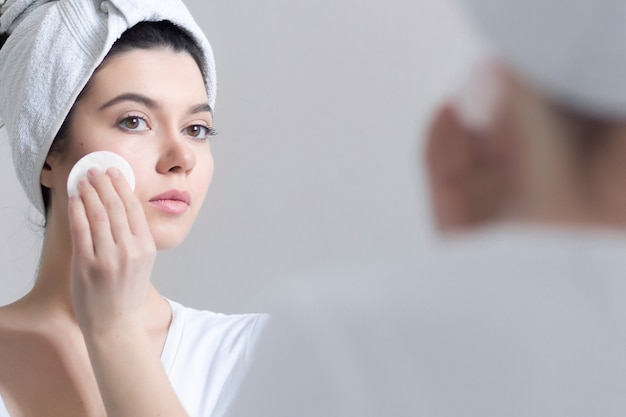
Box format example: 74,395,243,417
40,154,55,189
425,104,509,234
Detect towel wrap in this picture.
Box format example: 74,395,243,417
461,0,626,118
0,0,216,214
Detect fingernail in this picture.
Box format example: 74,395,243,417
87,167,102,178
77,178,88,189
107,167,120,178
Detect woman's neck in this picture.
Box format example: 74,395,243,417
23,208,76,319
18,206,166,327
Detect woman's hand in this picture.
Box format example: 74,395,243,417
68,166,156,335
67,166,189,417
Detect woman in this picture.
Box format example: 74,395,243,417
0,1,265,416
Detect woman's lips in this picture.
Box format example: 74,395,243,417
149,190,191,214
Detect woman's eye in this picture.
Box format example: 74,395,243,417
119,116,148,131
184,125,216,139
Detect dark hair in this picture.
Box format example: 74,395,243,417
42,20,208,216
549,101,613,174
0,33,8,50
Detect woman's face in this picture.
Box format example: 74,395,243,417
45,48,215,250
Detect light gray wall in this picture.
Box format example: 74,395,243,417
0,0,483,312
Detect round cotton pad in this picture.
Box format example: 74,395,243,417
67,151,136,196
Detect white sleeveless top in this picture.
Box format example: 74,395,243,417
0,299,266,417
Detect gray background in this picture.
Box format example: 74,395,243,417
0,0,482,312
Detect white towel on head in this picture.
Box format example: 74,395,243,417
460,0,626,118
1,0,48,34
0,0,216,215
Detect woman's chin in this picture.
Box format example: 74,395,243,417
150,227,191,251
154,240,183,251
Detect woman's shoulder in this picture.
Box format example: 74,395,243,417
167,299,267,331
0,302,34,334
0,305,23,356
164,298,268,358
161,300,269,415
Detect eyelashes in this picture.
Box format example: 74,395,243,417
119,115,149,131
117,114,217,141
183,124,217,140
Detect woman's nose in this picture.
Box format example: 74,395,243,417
156,131,196,175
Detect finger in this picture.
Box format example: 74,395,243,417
68,191,95,258
426,104,479,181
88,167,133,244
79,170,116,254
425,105,484,233
107,167,151,238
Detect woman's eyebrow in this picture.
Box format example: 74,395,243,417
98,93,158,111
98,93,212,115
190,103,212,115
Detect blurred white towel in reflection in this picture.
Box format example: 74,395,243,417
229,226,626,416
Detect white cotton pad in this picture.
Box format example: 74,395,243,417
66,151,136,196
453,60,504,132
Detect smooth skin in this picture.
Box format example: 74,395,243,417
0,48,214,416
